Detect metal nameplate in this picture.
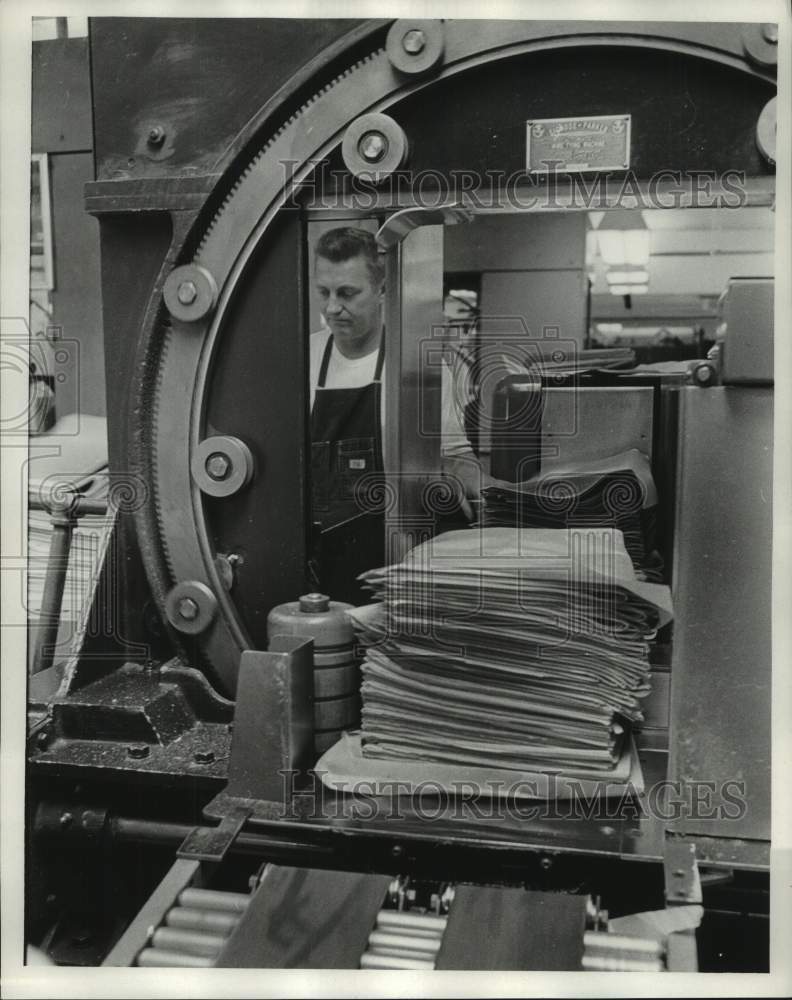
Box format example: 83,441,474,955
526,114,631,173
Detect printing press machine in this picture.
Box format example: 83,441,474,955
25,17,775,971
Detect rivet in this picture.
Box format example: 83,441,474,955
147,125,166,147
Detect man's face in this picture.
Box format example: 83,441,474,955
314,254,383,350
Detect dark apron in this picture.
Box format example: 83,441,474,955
309,334,386,603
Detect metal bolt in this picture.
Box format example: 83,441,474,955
761,23,778,44
358,131,388,163
539,855,554,871
402,28,426,54
193,749,215,764
391,844,405,859
674,868,686,877
205,453,231,481
59,811,73,828
36,730,50,750
147,125,166,147
695,364,713,384
127,744,150,759
177,280,198,305
177,597,200,621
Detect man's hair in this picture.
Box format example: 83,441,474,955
314,227,385,288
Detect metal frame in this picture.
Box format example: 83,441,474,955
382,224,445,564
128,20,776,693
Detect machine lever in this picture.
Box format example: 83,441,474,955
177,804,252,863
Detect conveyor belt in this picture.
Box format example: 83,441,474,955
110,861,669,971
136,887,251,967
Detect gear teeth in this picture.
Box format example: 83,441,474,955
195,48,383,259
152,318,178,582
154,44,385,682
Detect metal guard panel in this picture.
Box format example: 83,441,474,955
668,387,772,841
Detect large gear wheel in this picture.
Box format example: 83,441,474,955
134,19,775,695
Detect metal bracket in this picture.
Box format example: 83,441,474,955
376,203,473,251
177,804,253,863
664,839,702,906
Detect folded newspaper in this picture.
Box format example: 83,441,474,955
318,527,672,796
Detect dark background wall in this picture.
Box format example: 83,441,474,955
31,37,105,417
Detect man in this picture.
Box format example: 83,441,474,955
309,228,387,535
309,227,482,600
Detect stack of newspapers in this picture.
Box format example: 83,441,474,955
480,450,660,577
351,527,672,776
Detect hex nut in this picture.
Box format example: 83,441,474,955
358,132,388,163
164,580,218,635
177,281,198,305
163,264,218,322
402,28,426,54
342,113,409,183
386,20,444,75
192,436,255,498
206,453,231,480
178,597,200,621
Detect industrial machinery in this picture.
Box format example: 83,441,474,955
25,18,775,971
